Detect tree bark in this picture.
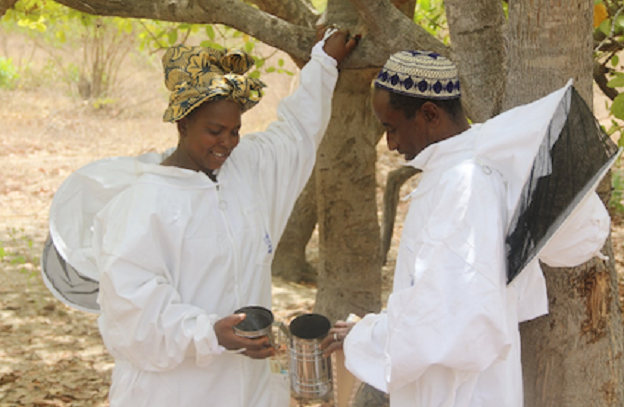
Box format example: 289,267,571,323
248,0,318,27
505,0,624,405
445,0,506,121
314,68,384,323
380,166,419,265
504,0,594,109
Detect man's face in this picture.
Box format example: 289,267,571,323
178,99,242,173
372,88,431,161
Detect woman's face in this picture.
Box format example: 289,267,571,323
177,100,242,173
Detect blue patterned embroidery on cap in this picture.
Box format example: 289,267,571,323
433,80,442,94
373,51,461,100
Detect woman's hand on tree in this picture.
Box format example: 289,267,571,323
316,25,360,65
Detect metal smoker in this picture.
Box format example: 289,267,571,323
282,313,333,399
233,307,333,399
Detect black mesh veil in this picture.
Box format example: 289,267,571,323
506,87,620,283
41,234,100,313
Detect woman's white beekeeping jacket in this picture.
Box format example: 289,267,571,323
343,84,611,407
47,43,338,407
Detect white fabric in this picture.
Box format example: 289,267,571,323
49,44,337,407
344,84,611,407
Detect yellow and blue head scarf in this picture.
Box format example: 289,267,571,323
162,45,266,122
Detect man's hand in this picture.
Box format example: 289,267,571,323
214,313,275,360
316,25,360,65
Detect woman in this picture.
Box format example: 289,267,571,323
45,28,357,407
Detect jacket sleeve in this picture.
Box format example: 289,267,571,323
344,164,512,393
93,186,224,372
539,192,610,267
232,42,338,238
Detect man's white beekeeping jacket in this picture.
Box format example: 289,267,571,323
343,84,611,407
48,44,338,407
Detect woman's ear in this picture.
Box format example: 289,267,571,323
177,119,187,137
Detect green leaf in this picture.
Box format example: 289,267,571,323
254,57,265,69
599,19,612,36
266,67,276,73
607,74,624,88
610,93,624,120
244,41,255,53
168,29,178,45
56,30,66,43
200,40,224,50
249,70,261,79
612,55,620,67
278,58,284,67
205,25,216,40
11,255,25,265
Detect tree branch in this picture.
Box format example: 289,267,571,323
347,0,447,56
247,0,318,27
0,0,17,19
594,61,618,101
53,0,317,62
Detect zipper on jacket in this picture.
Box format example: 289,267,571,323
216,183,247,406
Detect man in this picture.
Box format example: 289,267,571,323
322,51,611,406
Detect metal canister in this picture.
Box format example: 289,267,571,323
287,313,333,399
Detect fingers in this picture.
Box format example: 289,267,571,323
241,336,275,359
322,341,344,358
321,28,360,64
315,24,330,42
345,35,361,53
320,321,354,357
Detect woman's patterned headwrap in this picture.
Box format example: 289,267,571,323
162,45,266,122
374,51,460,100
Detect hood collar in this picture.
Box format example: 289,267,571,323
404,125,480,172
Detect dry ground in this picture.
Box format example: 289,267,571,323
0,30,623,407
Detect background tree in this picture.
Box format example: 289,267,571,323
2,0,623,404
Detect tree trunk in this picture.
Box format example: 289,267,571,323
445,0,506,121
380,166,419,265
271,173,317,283
314,68,384,323
505,0,624,405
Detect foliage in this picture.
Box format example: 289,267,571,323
2,0,294,102
3,1,136,100
593,0,624,212
137,21,294,78
310,0,327,12
0,56,19,89
414,0,448,43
